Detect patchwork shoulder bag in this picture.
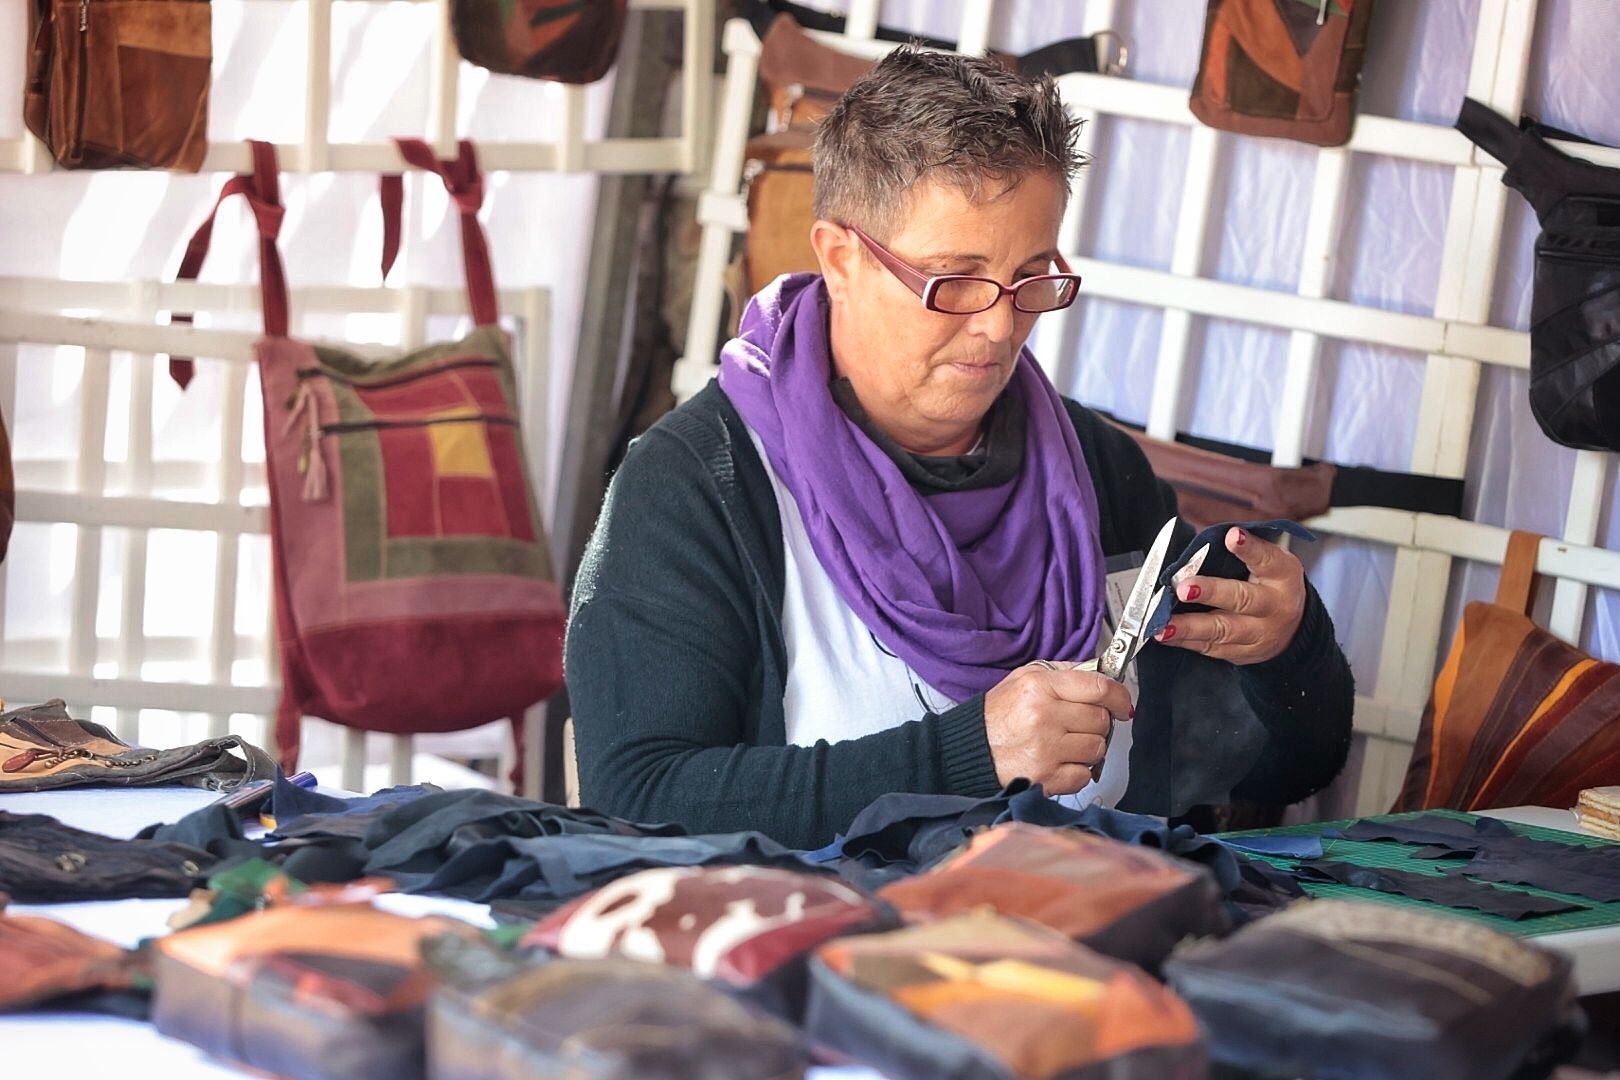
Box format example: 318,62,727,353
172,139,565,768
1393,530,1620,812
1457,98,1620,452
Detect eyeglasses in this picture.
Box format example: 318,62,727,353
848,225,1083,315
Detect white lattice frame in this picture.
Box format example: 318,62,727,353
673,0,1620,814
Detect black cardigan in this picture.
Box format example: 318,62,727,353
566,382,1354,849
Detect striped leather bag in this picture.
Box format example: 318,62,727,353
1394,530,1620,812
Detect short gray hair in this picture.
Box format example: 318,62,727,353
813,45,1085,237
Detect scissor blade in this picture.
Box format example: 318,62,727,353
1098,517,1178,681
1172,543,1211,587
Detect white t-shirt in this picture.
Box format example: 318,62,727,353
747,429,1130,810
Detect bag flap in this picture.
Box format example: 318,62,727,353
158,905,470,979
877,824,1219,946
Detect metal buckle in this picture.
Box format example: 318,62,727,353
1093,31,1130,77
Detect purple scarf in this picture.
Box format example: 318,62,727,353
718,273,1107,703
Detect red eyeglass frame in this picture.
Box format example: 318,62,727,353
847,224,1083,314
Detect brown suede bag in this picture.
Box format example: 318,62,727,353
1393,532,1620,812
25,0,212,171
1189,0,1376,147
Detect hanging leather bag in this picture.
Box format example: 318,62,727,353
1458,98,1620,452
449,0,628,83
1189,0,1376,147
24,0,212,171
170,140,566,769
1393,531,1620,812
1098,413,1465,529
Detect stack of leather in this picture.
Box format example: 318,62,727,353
1576,787,1620,841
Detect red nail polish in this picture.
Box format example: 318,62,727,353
1185,584,1202,601
1128,706,1137,720
1235,528,1247,546
1162,623,1177,641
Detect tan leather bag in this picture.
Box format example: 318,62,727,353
741,131,818,297
25,0,212,171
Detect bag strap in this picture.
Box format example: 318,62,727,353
166,139,499,388
1098,410,1467,518
384,138,500,327
167,140,290,388
1457,98,1620,218
1456,98,1525,171
1496,531,1543,617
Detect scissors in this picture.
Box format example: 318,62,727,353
1075,517,1209,779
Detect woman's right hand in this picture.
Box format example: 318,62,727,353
981,662,1134,794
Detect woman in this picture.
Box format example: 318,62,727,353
567,46,1353,849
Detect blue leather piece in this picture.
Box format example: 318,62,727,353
1214,834,1324,859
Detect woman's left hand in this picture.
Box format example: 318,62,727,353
1153,526,1306,665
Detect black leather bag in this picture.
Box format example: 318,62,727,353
1458,98,1620,452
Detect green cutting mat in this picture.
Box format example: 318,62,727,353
1217,808,1620,937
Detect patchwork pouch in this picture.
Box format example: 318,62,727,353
878,823,1228,972
806,910,1207,1080
428,955,808,1080
523,864,890,1020
152,905,477,1080
0,908,148,1014
1189,0,1376,147
449,0,628,83
1164,899,1581,1079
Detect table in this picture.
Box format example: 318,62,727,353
0,786,883,1080
7,789,1617,1078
